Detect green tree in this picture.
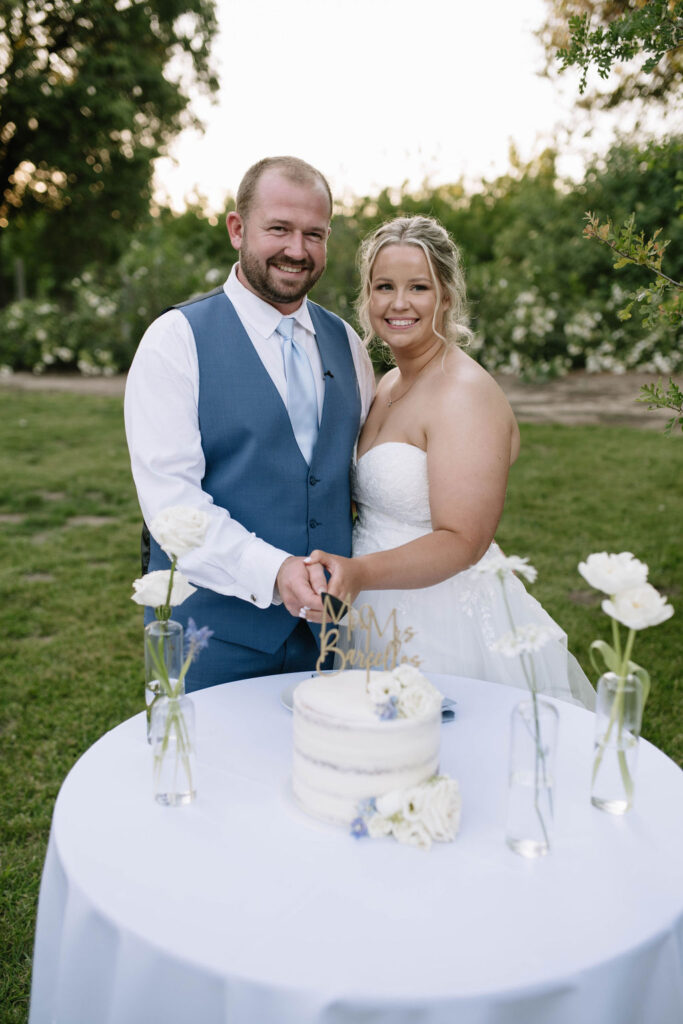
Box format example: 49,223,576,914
0,0,218,297
538,0,683,108
541,0,683,347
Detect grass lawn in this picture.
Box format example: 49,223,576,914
1,389,681,1022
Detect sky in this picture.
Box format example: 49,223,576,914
152,0,659,213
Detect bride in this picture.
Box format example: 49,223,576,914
307,215,595,709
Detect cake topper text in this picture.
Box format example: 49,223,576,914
316,595,421,678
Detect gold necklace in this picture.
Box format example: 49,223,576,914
386,348,443,407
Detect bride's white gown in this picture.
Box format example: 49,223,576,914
345,442,596,710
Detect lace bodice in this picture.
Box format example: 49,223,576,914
352,443,432,553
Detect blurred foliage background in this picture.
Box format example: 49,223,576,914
0,0,680,381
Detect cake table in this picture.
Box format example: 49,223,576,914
29,671,683,1024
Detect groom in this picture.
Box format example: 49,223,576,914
125,156,374,689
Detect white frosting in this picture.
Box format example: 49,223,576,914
292,670,441,826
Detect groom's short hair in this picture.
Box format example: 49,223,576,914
236,156,333,221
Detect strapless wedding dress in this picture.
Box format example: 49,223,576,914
345,442,595,709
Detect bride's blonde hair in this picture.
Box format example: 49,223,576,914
356,215,472,351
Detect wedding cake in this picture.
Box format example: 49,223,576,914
292,665,442,826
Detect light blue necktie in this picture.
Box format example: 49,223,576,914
275,316,319,464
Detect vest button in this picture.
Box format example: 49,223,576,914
309,475,319,486
309,519,319,529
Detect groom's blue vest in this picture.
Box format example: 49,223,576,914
147,289,362,653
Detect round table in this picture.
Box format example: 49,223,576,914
29,672,683,1024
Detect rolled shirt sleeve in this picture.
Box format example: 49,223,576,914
124,309,290,607
124,300,375,607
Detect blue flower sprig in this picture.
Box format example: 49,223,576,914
350,798,378,838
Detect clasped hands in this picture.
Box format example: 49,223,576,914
275,550,362,623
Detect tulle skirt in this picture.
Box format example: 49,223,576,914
340,539,596,711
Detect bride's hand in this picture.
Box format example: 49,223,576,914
305,550,364,605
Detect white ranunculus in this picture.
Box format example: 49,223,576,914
367,673,401,704
602,584,674,631
578,551,648,595
367,814,393,839
150,506,209,559
399,682,442,719
420,777,461,842
391,818,432,850
131,570,196,609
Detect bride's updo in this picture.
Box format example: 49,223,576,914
356,215,472,350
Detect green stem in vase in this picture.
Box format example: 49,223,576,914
500,573,552,848
591,627,637,799
153,699,194,795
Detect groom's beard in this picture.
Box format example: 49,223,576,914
238,245,325,306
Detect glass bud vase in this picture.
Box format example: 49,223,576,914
144,618,184,742
505,696,559,858
591,672,643,815
150,694,197,806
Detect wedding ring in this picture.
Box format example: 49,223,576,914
299,606,309,619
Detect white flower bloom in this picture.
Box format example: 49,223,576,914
375,788,406,819
150,506,210,559
392,664,427,689
131,570,196,609
391,818,432,849
491,623,561,657
578,552,649,595
366,814,393,838
367,673,401,704
399,683,441,718
602,584,674,631
420,777,461,842
476,551,537,583
399,785,429,821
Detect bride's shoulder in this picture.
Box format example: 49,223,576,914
438,348,511,410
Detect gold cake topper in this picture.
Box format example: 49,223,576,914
316,594,421,679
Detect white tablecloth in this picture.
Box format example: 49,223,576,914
30,672,683,1024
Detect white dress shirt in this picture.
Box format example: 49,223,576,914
124,266,375,608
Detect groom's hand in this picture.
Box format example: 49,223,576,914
276,556,325,622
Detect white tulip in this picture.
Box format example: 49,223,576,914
578,551,648,595
602,584,674,631
131,570,196,609
150,506,209,559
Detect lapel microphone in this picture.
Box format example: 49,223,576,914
323,369,334,379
